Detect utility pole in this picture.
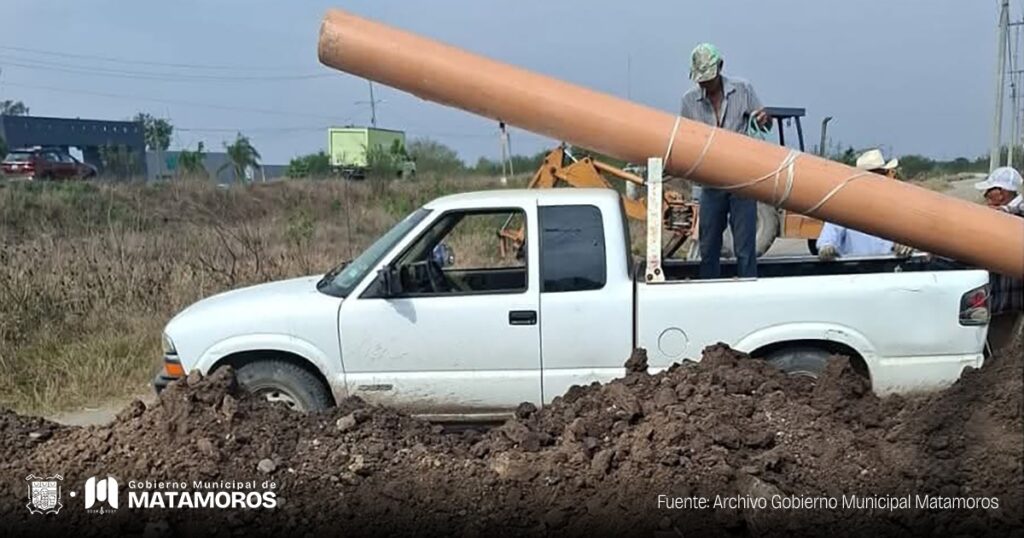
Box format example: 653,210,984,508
498,121,512,185
627,54,632,100
992,0,1010,172
355,81,385,128
1011,27,1019,168
1006,18,1023,167
1010,78,1017,168
1012,21,1024,167
818,116,833,157
368,81,378,127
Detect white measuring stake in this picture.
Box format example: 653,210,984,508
645,157,664,283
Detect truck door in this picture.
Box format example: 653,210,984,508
58,153,78,179
43,151,64,179
338,205,542,416
537,204,634,403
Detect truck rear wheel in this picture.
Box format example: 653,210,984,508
234,360,332,412
763,346,831,378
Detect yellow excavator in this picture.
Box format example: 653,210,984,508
498,107,826,259
497,146,697,258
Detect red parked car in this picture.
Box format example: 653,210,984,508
1,147,98,181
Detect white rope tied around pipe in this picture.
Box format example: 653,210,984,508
662,115,682,165
802,170,873,215
663,115,874,213
719,148,800,207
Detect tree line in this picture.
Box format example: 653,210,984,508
284,137,550,179
827,144,991,180
0,97,1010,182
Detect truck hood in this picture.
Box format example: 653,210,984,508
164,276,343,368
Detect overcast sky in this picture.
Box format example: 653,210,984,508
0,1,1004,165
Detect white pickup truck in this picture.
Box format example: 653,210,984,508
154,188,991,418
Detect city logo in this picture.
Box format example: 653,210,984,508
25,474,64,515
84,476,119,513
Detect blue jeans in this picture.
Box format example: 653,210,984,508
699,187,758,279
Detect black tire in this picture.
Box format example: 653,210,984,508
763,346,831,379
806,239,819,256
234,360,332,412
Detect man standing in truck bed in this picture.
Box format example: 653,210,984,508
680,43,771,279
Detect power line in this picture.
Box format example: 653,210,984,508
2,81,357,122
0,44,307,72
178,125,329,133
0,56,332,82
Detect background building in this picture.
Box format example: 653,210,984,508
0,115,148,177
146,151,286,183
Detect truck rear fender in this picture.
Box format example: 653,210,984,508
736,323,876,379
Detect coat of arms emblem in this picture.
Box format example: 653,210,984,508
26,474,63,515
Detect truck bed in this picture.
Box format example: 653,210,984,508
633,254,989,395
648,254,975,282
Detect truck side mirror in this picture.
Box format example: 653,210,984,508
378,265,404,297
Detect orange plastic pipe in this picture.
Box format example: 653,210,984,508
318,9,1024,277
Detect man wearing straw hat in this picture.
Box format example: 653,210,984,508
680,43,771,279
816,149,913,260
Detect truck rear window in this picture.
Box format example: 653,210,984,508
539,205,606,292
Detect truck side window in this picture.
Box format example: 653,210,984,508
395,209,528,296
539,205,606,292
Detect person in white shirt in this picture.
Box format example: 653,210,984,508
974,166,1023,215
817,149,913,260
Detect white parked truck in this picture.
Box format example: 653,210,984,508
155,188,991,419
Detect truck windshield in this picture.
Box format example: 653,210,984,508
317,208,430,298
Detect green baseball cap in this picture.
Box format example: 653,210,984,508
690,43,722,83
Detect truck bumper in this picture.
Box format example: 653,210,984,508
152,371,180,394
870,352,985,395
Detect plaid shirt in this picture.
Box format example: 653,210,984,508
991,211,1024,315
991,273,1023,315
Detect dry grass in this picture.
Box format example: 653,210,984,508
910,177,954,193
0,176,515,414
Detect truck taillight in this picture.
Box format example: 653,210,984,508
959,284,990,326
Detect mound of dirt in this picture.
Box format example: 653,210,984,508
1,343,1020,537
0,410,63,461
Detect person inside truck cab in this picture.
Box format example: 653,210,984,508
817,149,914,261
679,43,770,279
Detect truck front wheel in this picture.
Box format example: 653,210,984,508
234,360,333,412
763,347,831,379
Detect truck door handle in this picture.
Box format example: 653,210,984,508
508,310,537,326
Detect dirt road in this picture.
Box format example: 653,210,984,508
46,393,156,427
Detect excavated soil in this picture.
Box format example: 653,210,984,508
1,342,1021,537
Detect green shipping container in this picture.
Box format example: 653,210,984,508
328,127,406,168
